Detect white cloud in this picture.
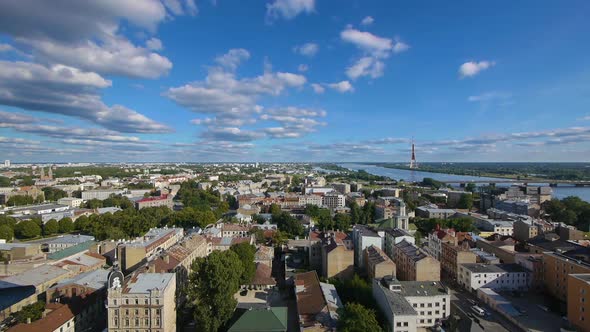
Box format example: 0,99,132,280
0,43,14,52
298,64,309,72
22,36,172,79
215,48,250,70
166,55,313,141
163,0,198,16
579,115,590,121
327,80,354,93
361,16,374,26
311,83,325,94
293,42,319,57
266,0,315,20
468,91,511,102
0,0,169,42
201,127,264,142
346,56,384,80
340,27,393,56
459,60,495,78
146,37,163,51
393,41,410,53
0,61,171,133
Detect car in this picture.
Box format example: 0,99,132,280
239,289,248,296
468,299,477,305
471,305,486,317
538,305,550,312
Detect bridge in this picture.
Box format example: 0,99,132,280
442,179,590,187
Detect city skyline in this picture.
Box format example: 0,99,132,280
0,0,589,162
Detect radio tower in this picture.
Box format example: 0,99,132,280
409,139,417,169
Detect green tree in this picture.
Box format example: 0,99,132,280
0,176,11,187
465,183,477,193
273,212,304,237
15,220,41,238
334,213,351,231
230,242,257,284
337,303,382,332
41,187,67,202
457,193,473,210
269,203,282,216
43,219,59,236
58,217,74,233
6,195,35,206
20,176,35,186
13,301,45,323
188,250,244,332
0,224,14,241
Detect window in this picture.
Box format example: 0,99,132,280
145,309,149,315
145,318,149,326
125,319,129,327
135,299,139,305
396,322,402,327
135,309,139,315
135,318,139,326
126,299,129,305
114,300,117,305
403,322,408,327
156,309,160,315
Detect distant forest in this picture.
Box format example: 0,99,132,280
370,162,590,181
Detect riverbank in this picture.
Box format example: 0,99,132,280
365,163,590,183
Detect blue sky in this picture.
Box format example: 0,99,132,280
0,0,589,162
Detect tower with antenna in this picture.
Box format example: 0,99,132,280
409,139,417,169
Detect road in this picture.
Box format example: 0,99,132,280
450,287,522,332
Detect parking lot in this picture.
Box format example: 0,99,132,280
501,292,564,332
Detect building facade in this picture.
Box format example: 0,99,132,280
394,240,440,282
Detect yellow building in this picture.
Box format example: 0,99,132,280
568,274,590,332
394,240,440,282
543,252,590,302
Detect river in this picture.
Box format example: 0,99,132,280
337,163,590,202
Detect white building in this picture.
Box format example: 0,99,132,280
298,194,323,206
57,197,83,208
322,193,345,209
457,263,529,292
81,189,125,200
373,277,451,332
3,160,9,168
352,225,384,269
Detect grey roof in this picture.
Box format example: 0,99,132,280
126,273,174,294
396,280,449,297
354,225,380,238
97,207,122,214
10,204,69,212
0,265,70,288
460,263,527,274
374,281,417,316
385,228,412,238
52,268,109,290
0,243,33,250
395,240,431,262
43,234,95,245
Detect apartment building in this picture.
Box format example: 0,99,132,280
57,197,83,208
322,193,345,209
567,274,590,332
135,194,174,210
373,277,450,332
383,228,414,260
415,205,456,219
352,225,383,270
107,272,176,332
543,251,590,302
320,231,354,280
118,228,183,273
440,241,477,281
331,183,351,194
365,245,396,279
457,263,529,292
81,189,124,200
394,240,440,282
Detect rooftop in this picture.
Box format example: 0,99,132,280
228,307,288,332
43,234,94,245
395,240,431,262
373,280,417,316
460,263,528,274
124,272,175,294
51,268,109,291
0,265,71,288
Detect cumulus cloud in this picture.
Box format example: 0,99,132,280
166,54,315,141
266,0,315,20
146,37,163,51
200,127,264,142
346,56,384,80
0,43,14,52
361,16,374,26
327,80,354,93
340,27,393,56
0,61,171,133
341,27,408,80
215,48,250,70
311,83,325,94
293,42,319,57
459,60,495,78
22,36,172,79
